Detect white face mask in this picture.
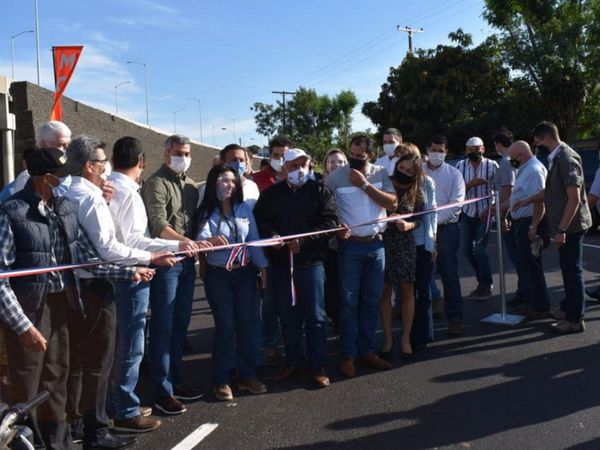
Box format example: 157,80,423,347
383,143,397,157
169,155,191,174
102,161,112,181
270,158,283,172
428,152,446,167
287,168,307,187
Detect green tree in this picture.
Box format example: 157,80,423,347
483,0,600,138
362,30,546,154
251,87,358,161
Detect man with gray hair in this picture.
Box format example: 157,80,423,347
13,120,73,193
142,135,203,415
62,135,177,449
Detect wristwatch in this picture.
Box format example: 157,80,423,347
557,228,567,234
361,181,370,191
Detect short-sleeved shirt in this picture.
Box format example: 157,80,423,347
510,157,547,220
496,155,516,192
544,143,592,234
324,164,395,237
455,157,498,218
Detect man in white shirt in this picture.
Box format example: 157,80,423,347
325,135,397,377
455,136,498,299
375,128,402,176
107,137,205,433
198,144,260,209
62,136,177,449
423,135,466,336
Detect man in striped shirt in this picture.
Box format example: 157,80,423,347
456,137,498,299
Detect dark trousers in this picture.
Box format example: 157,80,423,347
66,279,116,441
324,248,340,333
513,218,550,312
436,223,463,323
558,231,587,322
412,245,434,346
4,291,74,450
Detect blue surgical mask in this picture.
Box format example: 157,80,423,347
52,175,72,198
227,161,246,177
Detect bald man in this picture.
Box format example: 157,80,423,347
508,141,550,318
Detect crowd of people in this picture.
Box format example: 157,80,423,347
0,119,597,450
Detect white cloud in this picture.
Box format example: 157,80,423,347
106,0,196,30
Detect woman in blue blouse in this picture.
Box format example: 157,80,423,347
196,164,269,402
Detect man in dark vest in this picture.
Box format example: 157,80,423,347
0,148,154,450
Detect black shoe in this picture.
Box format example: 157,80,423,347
173,385,204,401
586,287,600,301
83,431,137,449
377,337,395,360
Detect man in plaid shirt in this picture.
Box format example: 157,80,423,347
0,148,153,450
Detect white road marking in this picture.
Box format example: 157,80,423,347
171,423,218,450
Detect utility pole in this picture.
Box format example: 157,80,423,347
272,90,296,135
397,25,424,55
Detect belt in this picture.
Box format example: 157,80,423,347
347,234,382,243
211,263,243,271
438,221,458,228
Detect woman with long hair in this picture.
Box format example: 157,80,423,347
196,164,269,401
379,144,424,360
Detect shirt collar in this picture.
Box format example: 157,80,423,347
160,163,186,181
547,143,562,162
109,171,140,191
72,175,103,195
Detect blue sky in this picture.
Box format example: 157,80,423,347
2,0,493,149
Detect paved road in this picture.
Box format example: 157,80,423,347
127,230,600,450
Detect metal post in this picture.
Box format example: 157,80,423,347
143,64,149,126
34,0,41,85
481,190,524,326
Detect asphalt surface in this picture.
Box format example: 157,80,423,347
127,229,600,450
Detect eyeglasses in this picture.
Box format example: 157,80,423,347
90,159,108,165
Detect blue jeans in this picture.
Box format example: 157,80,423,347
437,223,463,323
261,267,279,350
272,265,327,369
504,223,531,299
513,218,550,312
460,214,493,287
430,272,442,301
558,231,586,322
109,281,149,420
337,239,385,358
148,257,196,398
412,245,434,346
205,265,260,384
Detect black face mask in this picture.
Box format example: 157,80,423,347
467,152,482,162
509,159,520,169
348,157,368,171
393,171,414,184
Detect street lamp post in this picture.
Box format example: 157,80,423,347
187,97,203,142
173,109,186,133
10,30,34,79
126,60,150,126
228,118,237,143
114,81,130,116
212,126,228,146
34,0,41,85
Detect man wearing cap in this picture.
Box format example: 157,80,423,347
62,137,177,449
0,148,153,450
456,136,498,299
375,128,402,176
254,148,338,388
325,135,397,377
